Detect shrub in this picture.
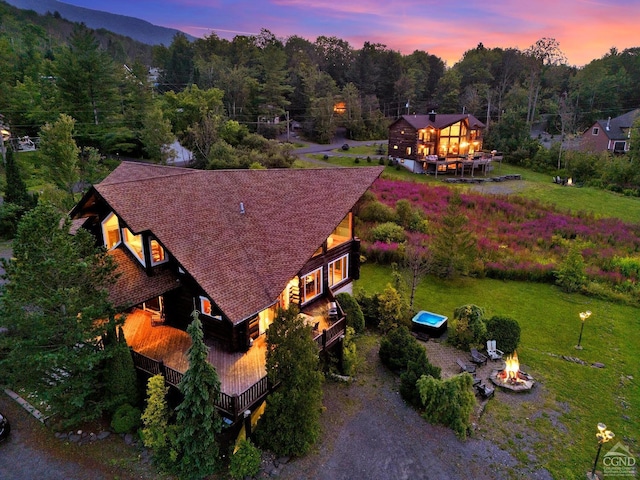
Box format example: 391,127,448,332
342,326,358,376
379,326,423,371
367,156,372,163
377,283,409,332
485,315,521,354
0,202,26,239
356,291,381,328
417,373,476,438
555,243,586,293
323,154,329,160
358,201,396,223
371,222,406,244
448,304,486,350
111,404,141,434
354,157,360,164
229,439,262,479
399,353,441,406
378,157,385,165
336,292,365,334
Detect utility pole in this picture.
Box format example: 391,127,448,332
286,111,290,142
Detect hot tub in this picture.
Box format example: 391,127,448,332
411,310,448,337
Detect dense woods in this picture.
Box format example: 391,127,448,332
1,2,640,171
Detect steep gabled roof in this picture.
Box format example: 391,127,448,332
394,113,485,131
89,162,384,324
595,109,640,140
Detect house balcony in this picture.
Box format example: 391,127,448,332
121,300,345,420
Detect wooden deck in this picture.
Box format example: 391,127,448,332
121,302,344,396
121,309,267,395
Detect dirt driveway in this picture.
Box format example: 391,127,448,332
275,335,553,480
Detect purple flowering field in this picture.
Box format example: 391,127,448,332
362,178,640,287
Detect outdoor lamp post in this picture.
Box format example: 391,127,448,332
576,310,592,349
589,423,614,479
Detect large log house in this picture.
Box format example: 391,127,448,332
70,162,384,421
388,112,487,175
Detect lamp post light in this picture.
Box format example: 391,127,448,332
576,310,592,350
589,423,614,480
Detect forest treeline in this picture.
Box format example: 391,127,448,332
1,1,640,170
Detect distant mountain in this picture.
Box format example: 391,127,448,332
2,0,196,45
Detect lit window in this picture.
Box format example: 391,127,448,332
101,212,121,250
406,146,412,155
327,213,352,249
200,296,212,316
123,227,145,265
329,255,349,287
150,238,168,265
393,145,398,150
302,268,322,304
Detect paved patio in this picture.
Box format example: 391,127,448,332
419,336,505,386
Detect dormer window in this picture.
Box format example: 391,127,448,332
150,238,168,265
101,212,121,250
123,227,145,265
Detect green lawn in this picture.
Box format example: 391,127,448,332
355,264,639,479
334,143,386,156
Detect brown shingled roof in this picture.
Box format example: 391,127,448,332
94,162,384,324
108,248,180,309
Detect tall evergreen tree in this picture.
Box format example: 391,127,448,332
255,305,323,456
53,24,120,143
4,145,32,207
174,309,223,479
430,191,478,278
0,203,118,427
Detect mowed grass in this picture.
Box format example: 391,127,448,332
355,264,639,479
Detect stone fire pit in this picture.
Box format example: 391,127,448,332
489,351,535,392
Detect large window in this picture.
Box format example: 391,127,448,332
101,212,121,250
329,255,348,287
123,227,145,265
302,267,322,304
327,213,352,250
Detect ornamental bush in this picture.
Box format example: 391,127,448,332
448,304,486,350
417,373,476,439
399,353,441,406
379,326,423,372
229,439,261,479
110,403,141,434
485,315,521,355
336,292,365,334
371,222,406,244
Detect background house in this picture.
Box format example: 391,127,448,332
70,162,384,420
388,112,486,175
580,109,640,154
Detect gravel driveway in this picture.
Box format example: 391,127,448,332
276,335,553,480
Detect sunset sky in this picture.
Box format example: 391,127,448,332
64,0,639,67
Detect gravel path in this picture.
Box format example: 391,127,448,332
276,335,553,480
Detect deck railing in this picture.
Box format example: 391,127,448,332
129,349,272,421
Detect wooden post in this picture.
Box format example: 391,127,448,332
244,410,252,438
